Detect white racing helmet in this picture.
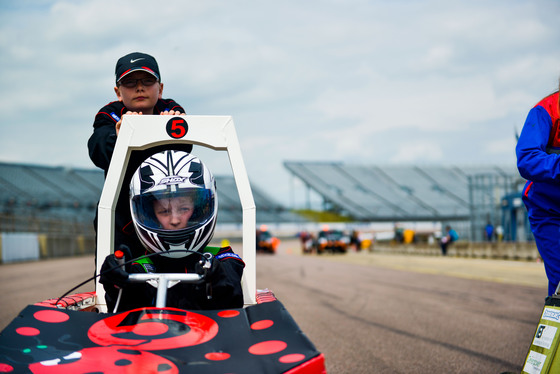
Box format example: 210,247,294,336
129,150,217,258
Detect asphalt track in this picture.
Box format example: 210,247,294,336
0,239,549,373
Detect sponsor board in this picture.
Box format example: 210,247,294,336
523,350,547,374
542,307,560,323
533,324,557,350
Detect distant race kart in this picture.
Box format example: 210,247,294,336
314,229,349,254
256,227,280,254
0,115,325,373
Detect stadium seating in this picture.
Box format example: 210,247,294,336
1,161,523,234
283,161,522,222
0,162,300,232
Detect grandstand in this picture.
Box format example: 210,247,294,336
0,163,103,234
0,160,530,242
0,162,300,234
283,161,527,241
214,175,303,224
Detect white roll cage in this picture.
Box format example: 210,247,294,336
95,115,256,312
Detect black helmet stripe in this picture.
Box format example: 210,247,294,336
142,152,196,180
144,158,168,175
174,153,193,174
188,227,202,251
166,150,176,176
137,229,160,253
139,165,155,193
189,160,204,186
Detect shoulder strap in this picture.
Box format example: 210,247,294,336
132,256,155,273
203,246,221,256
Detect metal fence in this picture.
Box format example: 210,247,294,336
0,213,95,263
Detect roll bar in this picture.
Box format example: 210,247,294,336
95,115,256,311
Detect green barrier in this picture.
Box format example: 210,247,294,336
523,297,560,373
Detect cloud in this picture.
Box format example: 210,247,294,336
0,0,559,206
391,142,444,164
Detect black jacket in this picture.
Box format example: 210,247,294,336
88,99,191,254
88,99,187,171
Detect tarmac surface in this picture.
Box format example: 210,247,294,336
0,239,549,373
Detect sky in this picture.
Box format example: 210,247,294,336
1,0,559,208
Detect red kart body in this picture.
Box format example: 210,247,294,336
0,115,325,373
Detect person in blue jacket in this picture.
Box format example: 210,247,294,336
440,225,458,256
516,83,560,296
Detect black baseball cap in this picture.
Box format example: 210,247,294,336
115,52,160,84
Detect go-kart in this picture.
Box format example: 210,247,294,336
314,229,349,254
256,227,280,254
0,115,326,373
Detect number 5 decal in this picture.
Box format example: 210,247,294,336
166,117,188,139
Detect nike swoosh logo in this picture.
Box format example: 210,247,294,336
130,58,145,63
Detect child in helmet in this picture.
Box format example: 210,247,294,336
100,150,245,312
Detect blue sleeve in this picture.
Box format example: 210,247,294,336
516,105,560,183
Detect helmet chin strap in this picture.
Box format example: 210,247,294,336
163,243,194,258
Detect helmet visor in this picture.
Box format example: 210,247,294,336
131,188,215,232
